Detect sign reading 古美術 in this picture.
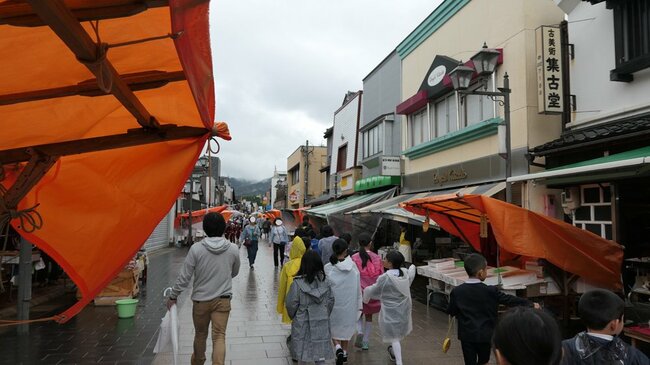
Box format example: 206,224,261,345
536,25,563,114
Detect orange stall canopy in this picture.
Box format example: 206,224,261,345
401,194,623,290
175,205,228,228
0,0,229,322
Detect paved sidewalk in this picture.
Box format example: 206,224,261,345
153,239,479,365
0,246,188,365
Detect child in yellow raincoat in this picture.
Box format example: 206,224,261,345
277,235,307,323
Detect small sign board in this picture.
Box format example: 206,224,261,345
381,156,401,176
536,25,564,114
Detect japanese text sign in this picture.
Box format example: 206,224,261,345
536,26,564,114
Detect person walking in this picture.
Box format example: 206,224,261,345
351,233,383,351
262,218,272,240
325,239,362,365
240,216,261,269
363,251,415,365
285,250,335,365
270,218,290,267
318,225,338,267
277,236,307,324
448,253,538,365
167,212,240,365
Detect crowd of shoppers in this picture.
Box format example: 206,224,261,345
167,211,648,365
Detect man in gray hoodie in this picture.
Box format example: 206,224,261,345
168,212,240,365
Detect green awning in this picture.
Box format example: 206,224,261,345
354,175,401,192
508,146,650,185
305,188,396,218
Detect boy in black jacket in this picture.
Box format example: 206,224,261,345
561,289,649,365
447,253,538,365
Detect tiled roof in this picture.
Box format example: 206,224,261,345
531,118,650,155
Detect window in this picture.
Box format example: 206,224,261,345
464,95,495,126
289,165,300,185
408,108,428,147
573,184,612,240
362,123,384,159
337,144,348,172
611,0,650,81
432,94,458,138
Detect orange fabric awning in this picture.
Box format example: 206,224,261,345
0,1,224,322
175,205,228,228
401,194,623,290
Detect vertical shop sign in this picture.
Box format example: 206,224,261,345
536,25,564,114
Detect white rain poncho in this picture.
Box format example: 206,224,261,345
363,265,416,343
324,256,362,340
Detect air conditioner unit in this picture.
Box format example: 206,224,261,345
561,187,581,213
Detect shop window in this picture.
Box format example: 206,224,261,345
432,94,458,138
363,123,384,159
464,94,495,126
573,184,612,240
594,205,612,221
610,0,650,81
408,108,428,147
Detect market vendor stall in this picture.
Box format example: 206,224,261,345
401,194,623,290
0,0,230,324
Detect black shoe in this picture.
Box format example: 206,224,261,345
388,345,396,362
336,348,344,365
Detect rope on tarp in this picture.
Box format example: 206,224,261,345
207,137,221,155
78,20,112,93
0,184,43,234
0,316,58,327
107,31,184,49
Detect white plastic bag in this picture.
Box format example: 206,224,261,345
154,288,179,364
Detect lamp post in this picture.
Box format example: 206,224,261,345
449,43,512,203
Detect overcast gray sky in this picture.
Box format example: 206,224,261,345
208,0,443,181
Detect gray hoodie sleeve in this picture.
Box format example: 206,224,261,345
231,246,241,278
170,246,196,298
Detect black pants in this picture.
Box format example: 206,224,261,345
273,243,286,267
461,341,491,365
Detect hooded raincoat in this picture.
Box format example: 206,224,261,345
325,256,362,340
363,266,416,343
277,237,307,323
285,275,335,362
351,250,383,314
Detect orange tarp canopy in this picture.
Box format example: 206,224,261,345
264,209,281,220
175,205,228,228
401,194,623,290
0,1,224,322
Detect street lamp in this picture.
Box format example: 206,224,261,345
449,43,512,203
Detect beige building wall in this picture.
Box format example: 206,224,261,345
287,146,327,208
401,0,565,176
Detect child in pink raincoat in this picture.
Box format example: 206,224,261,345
350,233,383,350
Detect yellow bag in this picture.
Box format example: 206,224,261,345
442,316,454,353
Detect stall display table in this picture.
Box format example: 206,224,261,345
417,258,559,308
624,326,650,348
92,255,146,306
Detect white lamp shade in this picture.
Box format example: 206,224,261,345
498,123,507,158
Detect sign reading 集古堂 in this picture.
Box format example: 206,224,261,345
536,25,564,114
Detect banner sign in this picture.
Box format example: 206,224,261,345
536,26,564,114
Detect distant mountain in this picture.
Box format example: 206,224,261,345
227,177,271,197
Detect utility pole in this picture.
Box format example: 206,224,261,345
302,140,313,207
17,237,32,335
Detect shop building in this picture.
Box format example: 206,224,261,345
286,144,327,209
355,51,403,194
512,0,650,290
396,0,565,209
270,167,287,208
330,91,363,198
